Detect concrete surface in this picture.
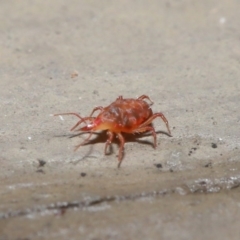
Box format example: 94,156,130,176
1,0,240,239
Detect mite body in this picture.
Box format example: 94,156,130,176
55,95,171,167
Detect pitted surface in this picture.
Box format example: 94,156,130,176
1,0,240,239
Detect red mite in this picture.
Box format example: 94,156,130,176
55,95,171,167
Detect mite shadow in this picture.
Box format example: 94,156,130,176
63,130,171,163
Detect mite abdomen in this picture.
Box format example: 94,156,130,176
104,99,153,131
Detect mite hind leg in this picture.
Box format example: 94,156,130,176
137,95,154,105
74,132,94,151
138,112,171,136
134,126,158,148
116,96,123,101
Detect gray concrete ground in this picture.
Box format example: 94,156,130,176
1,0,240,239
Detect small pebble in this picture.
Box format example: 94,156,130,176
80,172,87,177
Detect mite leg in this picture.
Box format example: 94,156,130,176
54,112,86,121
74,132,94,151
73,106,103,131
116,96,123,100
134,126,157,148
54,113,95,131
138,112,171,136
71,117,95,131
137,95,154,105
117,133,125,168
54,112,87,130
104,131,114,155
89,106,104,117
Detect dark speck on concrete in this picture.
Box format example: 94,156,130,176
204,162,212,168
211,143,217,148
37,159,46,167
80,172,87,177
154,163,163,169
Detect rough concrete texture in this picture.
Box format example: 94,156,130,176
1,0,240,239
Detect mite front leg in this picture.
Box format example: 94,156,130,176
104,131,114,155
74,132,94,151
117,133,125,168
89,106,104,117
71,117,95,131
54,112,85,120
54,112,94,131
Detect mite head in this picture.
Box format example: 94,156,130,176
80,121,97,131
79,117,112,132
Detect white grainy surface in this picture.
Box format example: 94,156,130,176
1,0,240,239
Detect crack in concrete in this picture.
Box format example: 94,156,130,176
1,174,240,220
0,189,170,220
